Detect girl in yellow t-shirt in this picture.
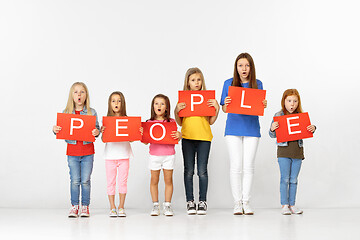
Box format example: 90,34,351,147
174,67,219,215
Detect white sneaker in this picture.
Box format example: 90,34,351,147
242,202,254,215
117,208,126,217
163,202,174,216
109,208,117,217
289,206,303,214
150,202,160,216
68,205,79,218
233,201,243,215
281,205,291,215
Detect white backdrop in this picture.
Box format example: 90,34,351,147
0,0,359,209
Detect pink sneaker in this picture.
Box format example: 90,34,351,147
68,205,79,218
80,205,90,217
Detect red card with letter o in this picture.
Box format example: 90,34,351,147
56,113,96,142
178,90,216,117
102,116,142,142
226,86,266,116
273,112,313,143
141,122,178,144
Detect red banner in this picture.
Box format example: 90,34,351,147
56,113,96,142
273,112,313,143
178,90,216,117
102,116,142,142
141,122,178,144
226,86,266,116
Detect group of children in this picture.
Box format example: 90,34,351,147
53,52,316,218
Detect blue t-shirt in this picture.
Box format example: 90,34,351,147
220,78,263,137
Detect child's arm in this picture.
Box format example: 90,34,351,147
221,96,231,113
174,102,186,126
139,127,148,145
93,109,100,137
307,125,316,133
171,131,182,142
208,99,220,125
52,125,62,134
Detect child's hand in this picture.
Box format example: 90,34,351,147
307,125,316,133
100,126,105,133
53,125,62,134
171,131,182,141
139,127,143,136
263,99,267,108
271,121,279,132
208,99,220,112
92,128,100,137
224,96,231,106
176,102,186,113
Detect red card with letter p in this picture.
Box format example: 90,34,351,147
56,113,96,142
178,90,216,117
226,86,266,116
141,122,178,144
102,116,142,142
273,112,313,143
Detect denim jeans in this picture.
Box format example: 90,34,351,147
278,157,302,206
67,154,94,206
182,138,211,202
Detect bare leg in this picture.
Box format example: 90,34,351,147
118,193,126,209
163,169,173,202
108,195,116,209
150,170,160,202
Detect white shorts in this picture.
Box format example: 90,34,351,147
149,154,175,170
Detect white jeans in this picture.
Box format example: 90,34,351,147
225,135,259,203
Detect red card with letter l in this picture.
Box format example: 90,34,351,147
56,113,96,142
178,90,216,117
273,112,313,143
102,116,142,142
141,122,178,144
226,86,266,116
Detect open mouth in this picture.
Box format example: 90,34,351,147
115,106,118,109
78,98,81,101
157,109,161,112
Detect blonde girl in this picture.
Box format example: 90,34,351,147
101,91,132,217
174,67,220,215
53,82,100,218
269,89,316,215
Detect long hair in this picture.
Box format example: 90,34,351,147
281,89,303,115
232,53,258,89
64,82,92,115
150,94,171,122
107,91,127,117
183,67,207,91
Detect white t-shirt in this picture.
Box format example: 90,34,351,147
104,142,133,160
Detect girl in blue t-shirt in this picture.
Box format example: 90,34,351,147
220,53,267,215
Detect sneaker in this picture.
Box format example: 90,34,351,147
242,202,254,215
163,202,174,216
68,205,79,218
233,201,243,215
150,202,160,216
109,208,117,217
197,201,207,215
117,208,126,217
289,206,303,214
80,205,90,217
187,200,197,215
281,205,292,215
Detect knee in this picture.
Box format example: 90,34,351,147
81,179,91,186
197,169,208,179
289,177,298,185
281,177,290,184
184,168,194,177
150,176,159,185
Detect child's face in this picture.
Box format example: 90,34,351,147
285,95,299,114
72,85,87,108
153,97,166,117
111,94,121,115
188,73,202,91
237,58,250,82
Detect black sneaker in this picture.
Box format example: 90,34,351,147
197,201,207,215
187,200,197,215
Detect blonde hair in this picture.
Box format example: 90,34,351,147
281,89,303,115
183,67,207,91
64,82,92,115
107,91,127,117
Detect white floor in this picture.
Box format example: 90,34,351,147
0,208,357,240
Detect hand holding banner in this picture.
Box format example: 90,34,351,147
56,113,96,142
226,86,266,116
102,116,142,142
178,90,216,117
141,122,178,144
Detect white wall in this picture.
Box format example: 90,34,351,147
0,0,359,209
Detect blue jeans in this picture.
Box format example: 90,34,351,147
67,154,94,206
278,157,302,206
182,138,211,202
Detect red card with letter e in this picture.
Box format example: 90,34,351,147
273,112,313,143
226,86,266,116
56,113,96,142
102,116,142,142
178,90,216,117
141,122,178,144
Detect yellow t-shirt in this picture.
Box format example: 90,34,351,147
181,116,213,141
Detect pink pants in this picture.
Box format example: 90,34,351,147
105,159,129,195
